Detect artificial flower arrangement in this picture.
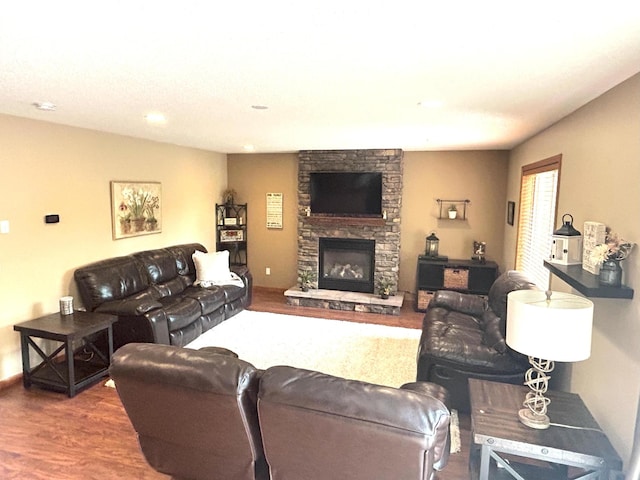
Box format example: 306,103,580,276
590,231,635,264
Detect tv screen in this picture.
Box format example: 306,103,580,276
310,172,382,216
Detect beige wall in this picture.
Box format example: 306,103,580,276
400,151,509,295
227,153,300,288
505,72,640,464
227,150,509,298
0,114,227,380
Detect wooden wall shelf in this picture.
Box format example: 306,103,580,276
544,260,634,299
436,199,470,220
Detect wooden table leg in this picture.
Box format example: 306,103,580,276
66,338,75,397
19,334,31,388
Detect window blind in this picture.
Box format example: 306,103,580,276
515,155,561,290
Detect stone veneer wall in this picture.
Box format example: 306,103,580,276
297,149,403,294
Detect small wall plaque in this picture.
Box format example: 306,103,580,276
266,192,283,229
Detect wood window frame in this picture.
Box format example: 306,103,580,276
514,154,562,289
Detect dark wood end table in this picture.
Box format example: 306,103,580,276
469,379,623,480
14,310,117,397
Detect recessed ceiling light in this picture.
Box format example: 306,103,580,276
33,101,56,111
418,100,444,109
251,105,268,110
145,112,167,124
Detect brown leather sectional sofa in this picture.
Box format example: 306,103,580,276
74,243,251,349
110,343,451,480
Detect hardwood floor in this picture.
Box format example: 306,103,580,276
0,287,471,480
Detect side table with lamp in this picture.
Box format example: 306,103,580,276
468,289,623,479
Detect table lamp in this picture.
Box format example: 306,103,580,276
506,289,594,429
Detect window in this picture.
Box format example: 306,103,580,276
515,155,561,290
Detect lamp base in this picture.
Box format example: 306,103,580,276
518,408,550,430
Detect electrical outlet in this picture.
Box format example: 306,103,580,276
265,267,271,275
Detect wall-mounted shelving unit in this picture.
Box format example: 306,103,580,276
544,260,633,299
437,199,471,220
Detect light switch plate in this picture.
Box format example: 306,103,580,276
0,220,9,234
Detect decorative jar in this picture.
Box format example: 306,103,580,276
598,259,623,287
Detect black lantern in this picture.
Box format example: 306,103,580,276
425,232,440,257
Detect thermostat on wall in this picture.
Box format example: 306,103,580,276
44,214,60,224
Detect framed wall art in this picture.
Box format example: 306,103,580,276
111,181,162,240
507,201,515,226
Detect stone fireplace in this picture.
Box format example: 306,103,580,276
287,149,403,314
318,237,375,293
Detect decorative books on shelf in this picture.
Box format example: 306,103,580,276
582,221,606,275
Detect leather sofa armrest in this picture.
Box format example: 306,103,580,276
230,265,249,278
430,290,487,316
95,297,163,316
482,309,507,353
400,381,450,408
401,381,451,471
198,346,239,358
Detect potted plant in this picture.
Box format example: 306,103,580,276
298,268,316,292
222,188,237,205
590,231,635,287
448,204,458,219
376,277,394,299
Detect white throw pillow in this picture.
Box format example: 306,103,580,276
192,250,232,284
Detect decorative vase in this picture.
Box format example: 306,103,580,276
132,217,145,232
120,219,131,234
599,259,623,287
145,219,158,231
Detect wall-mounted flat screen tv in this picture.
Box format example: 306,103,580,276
310,172,382,216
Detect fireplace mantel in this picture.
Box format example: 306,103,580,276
306,215,386,227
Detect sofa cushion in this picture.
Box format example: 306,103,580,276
421,312,524,372
182,285,226,314
158,297,202,332
167,243,206,282
74,256,150,311
193,250,234,285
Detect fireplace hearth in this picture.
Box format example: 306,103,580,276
318,238,375,293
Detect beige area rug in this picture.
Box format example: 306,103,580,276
185,309,421,388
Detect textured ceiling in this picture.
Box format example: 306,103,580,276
1,1,639,153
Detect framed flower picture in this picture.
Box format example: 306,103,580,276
111,181,162,239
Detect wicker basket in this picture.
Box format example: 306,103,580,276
417,290,435,311
443,267,469,290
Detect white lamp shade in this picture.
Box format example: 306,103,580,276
506,290,594,362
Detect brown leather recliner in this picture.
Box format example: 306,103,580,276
110,343,268,480
416,270,538,413
111,344,451,480
258,366,451,480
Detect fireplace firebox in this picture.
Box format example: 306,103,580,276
318,238,375,293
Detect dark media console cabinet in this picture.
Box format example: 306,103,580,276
415,257,499,311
